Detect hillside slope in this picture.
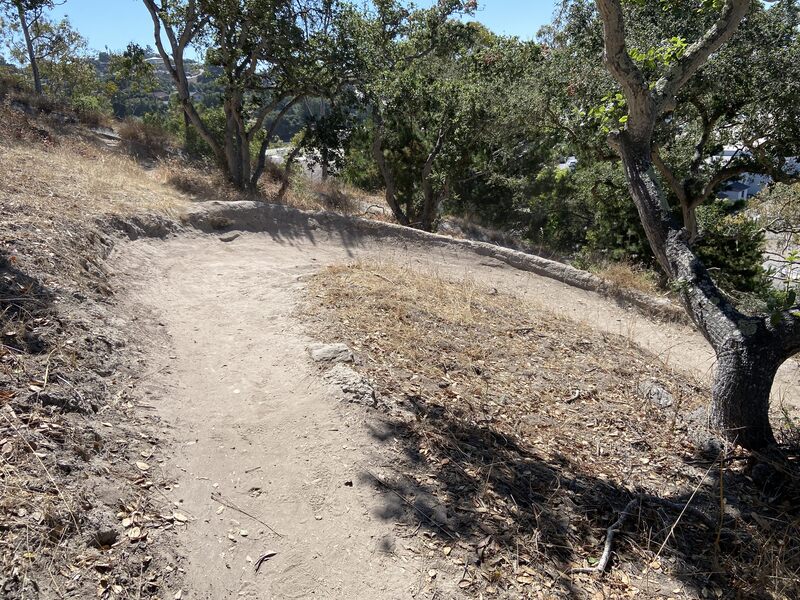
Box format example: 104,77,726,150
2,102,799,599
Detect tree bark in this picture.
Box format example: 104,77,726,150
16,4,42,95
711,337,779,450
371,117,410,226
251,96,302,189
616,132,786,450
276,142,304,204
681,201,699,243
143,0,228,173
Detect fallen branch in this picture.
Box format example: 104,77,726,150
568,498,639,575
254,551,277,574
568,487,718,576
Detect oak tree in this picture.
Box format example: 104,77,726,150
593,0,800,449
142,0,350,190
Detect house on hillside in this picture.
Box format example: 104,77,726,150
711,146,799,202
719,181,750,202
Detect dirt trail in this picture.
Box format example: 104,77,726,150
113,230,798,599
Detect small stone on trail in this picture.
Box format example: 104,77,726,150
308,342,354,363
90,526,119,548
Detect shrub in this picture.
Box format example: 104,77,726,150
118,118,175,158
696,200,771,298
71,95,109,127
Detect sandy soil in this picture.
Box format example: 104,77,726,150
111,229,799,599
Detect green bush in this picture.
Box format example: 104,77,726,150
71,94,110,125
523,162,650,265
339,125,384,192
696,201,771,298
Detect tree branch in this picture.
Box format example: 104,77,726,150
654,0,751,114
142,0,225,167
594,0,654,141
652,146,687,206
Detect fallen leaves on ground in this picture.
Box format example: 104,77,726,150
306,262,800,600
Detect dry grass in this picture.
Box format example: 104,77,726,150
1,103,184,598
0,100,396,226
0,109,191,221
118,118,178,159
307,262,800,600
593,260,662,296
279,167,392,218
439,215,532,252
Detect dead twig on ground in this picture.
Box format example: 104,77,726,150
253,551,277,574
366,271,396,285
211,491,283,537
568,498,640,575
1,408,82,534
569,465,719,577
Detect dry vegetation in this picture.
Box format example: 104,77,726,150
5,90,798,599
591,261,663,296
0,102,189,599
307,262,800,600
0,105,190,221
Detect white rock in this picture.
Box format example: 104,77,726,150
308,343,354,363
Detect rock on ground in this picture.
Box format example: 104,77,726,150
308,342,354,363
324,363,378,406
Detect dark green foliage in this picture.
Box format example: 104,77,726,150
522,162,651,264
695,201,771,296
339,124,384,191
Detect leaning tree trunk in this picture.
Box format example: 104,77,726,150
371,122,410,227
593,0,794,450
616,133,783,450
17,5,42,95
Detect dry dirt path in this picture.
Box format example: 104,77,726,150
113,230,799,599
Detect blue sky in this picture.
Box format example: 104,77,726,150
49,1,559,54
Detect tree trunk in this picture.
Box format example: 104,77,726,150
615,133,782,450
681,201,699,242
711,340,779,450
318,144,330,182
420,176,438,232
371,122,410,226
251,96,302,190
17,5,42,95
276,143,303,203
594,0,791,451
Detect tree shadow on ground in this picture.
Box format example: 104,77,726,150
359,396,800,599
184,199,448,260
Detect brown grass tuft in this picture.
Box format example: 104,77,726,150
118,119,177,158
593,260,662,296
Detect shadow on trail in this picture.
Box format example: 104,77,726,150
183,200,470,260
359,397,800,599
